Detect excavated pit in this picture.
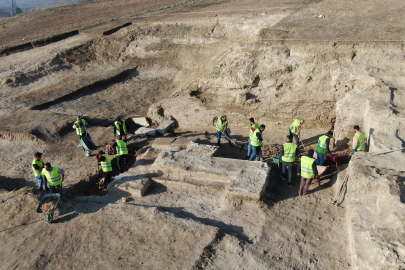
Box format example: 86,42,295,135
1,6,405,269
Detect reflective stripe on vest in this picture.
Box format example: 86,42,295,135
282,143,297,162
354,132,366,151
32,158,44,177
251,129,263,147
114,121,127,135
249,123,260,140
216,116,228,132
315,135,329,155
44,167,62,186
289,119,300,135
75,119,87,136
301,156,316,179
116,140,128,155
101,154,112,172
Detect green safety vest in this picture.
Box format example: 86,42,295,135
216,116,228,132
301,156,316,179
353,132,366,151
282,143,297,162
75,119,87,136
315,135,329,155
32,158,44,177
251,129,263,147
289,119,301,135
100,154,112,172
114,120,127,135
116,140,128,155
249,123,260,140
43,167,62,186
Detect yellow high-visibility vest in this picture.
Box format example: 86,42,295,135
282,143,297,162
43,167,62,186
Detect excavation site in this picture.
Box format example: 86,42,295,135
0,0,404,269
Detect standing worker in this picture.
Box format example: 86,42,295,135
352,125,366,153
315,131,333,165
42,163,65,195
32,152,49,192
298,149,318,196
289,119,305,146
249,124,266,161
96,150,112,189
73,116,91,152
113,136,128,173
213,115,232,147
245,117,260,159
114,117,128,142
279,135,298,187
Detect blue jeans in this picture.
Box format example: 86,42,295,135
249,146,262,161
217,131,231,145
316,151,325,165
35,176,48,190
247,140,252,156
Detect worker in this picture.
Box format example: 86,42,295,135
32,152,49,192
96,150,112,189
73,116,91,151
114,117,128,142
113,136,128,173
245,117,260,159
249,124,266,161
279,135,298,187
298,149,318,196
315,131,333,165
42,163,65,195
352,125,366,153
289,119,305,146
213,115,232,147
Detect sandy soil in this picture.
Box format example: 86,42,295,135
0,0,404,269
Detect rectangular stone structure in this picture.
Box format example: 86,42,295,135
151,144,270,200
156,120,175,135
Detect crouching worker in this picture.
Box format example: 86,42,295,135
42,163,65,195
298,149,318,196
96,150,112,189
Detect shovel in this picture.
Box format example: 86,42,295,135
223,133,242,148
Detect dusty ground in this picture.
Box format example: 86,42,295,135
0,0,404,269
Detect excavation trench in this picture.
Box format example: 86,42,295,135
67,148,138,196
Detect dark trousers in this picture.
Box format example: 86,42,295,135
104,171,111,188
117,155,127,173
289,130,300,147
299,177,312,196
282,161,294,183
49,184,62,195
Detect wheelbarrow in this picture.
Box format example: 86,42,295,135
36,193,61,223
325,153,348,167
272,156,282,173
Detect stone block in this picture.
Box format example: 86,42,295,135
150,144,270,200
133,117,150,127
135,127,157,136
156,120,175,135
152,137,176,150
108,174,152,198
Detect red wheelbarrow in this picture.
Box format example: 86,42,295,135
314,165,328,186
325,153,348,168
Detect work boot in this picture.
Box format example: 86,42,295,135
229,142,233,147
217,142,220,147
288,182,292,188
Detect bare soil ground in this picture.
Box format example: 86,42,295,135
0,0,404,269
